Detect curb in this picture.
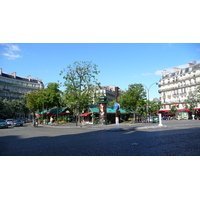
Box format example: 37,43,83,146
38,124,168,131
108,125,167,132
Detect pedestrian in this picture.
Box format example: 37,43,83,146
50,116,53,126
35,117,38,127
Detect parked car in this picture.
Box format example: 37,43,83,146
25,118,32,123
152,116,159,123
13,119,23,127
19,119,27,124
0,119,9,129
162,117,168,120
6,119,14,126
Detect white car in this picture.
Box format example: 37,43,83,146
6,119,14,126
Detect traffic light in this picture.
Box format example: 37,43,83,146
115,87,119,97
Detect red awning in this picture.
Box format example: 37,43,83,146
60,112,71,115
80,113,92,117
177,109,190,112
156,110,169,113
163,113,175,115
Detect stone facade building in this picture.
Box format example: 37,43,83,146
0,68,44,100
158,61,200,117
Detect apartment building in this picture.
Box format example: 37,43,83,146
158,61,200,115
95,86,118,103
0,68,44,100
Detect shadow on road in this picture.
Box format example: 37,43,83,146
0,125,200,156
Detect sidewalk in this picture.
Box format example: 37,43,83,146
40,121,167,131
38,119,200,131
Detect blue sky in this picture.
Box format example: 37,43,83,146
0,43,200,100
1,0,200,196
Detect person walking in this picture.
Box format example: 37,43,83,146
50,116,53,126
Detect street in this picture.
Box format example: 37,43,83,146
0,120,200,156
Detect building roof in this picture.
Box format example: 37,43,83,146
0,69,43,84
161,63,200,79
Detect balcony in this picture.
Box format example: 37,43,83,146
173,93,179,97
159,81,200,93
160,73,200,86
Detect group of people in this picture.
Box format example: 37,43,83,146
33,116,54,127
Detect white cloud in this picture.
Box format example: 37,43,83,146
2,52,21,59
141,72,153,76
154,70,163,76
1,43,21,59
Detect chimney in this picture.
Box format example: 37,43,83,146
27,75,31,81
11,72,16,78
0,68,2,75
162,70,170,76
188,63,195,66
173,67,180,72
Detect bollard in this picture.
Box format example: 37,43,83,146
158,113,163,126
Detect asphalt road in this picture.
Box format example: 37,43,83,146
0,120,200,156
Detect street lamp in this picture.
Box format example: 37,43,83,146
42,82,51,124
143,82,158,122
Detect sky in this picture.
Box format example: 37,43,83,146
0,43,200,100
1,1,200,198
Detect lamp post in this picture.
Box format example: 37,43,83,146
42,82,51,124
143,82,158,122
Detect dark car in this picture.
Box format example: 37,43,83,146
19,119,27,124
0,119,9,129
13,119,23,127
162,117,168,120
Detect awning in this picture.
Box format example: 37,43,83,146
40,107,72,115
159,110,169,112
80,113,92,117
155,110,169,113
177,109,190,112
89,107,131,114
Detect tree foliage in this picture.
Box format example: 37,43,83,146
26,90,42,113
149,98,162,115
120,84,146,119
184,93,199,114
60,61,100,113
169,105,178,115
0,97,29,118
26,82,62,114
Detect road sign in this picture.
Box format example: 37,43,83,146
114,102,120,110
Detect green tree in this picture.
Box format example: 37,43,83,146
0,98,4,116
149,98,162,115
44,83,62,110
26,82,62,115
1,98,12,118
60,61,100,125
26,90,42,115
184,94,199,115
169,105,177,119
18,96,30,118
120,84,146,121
